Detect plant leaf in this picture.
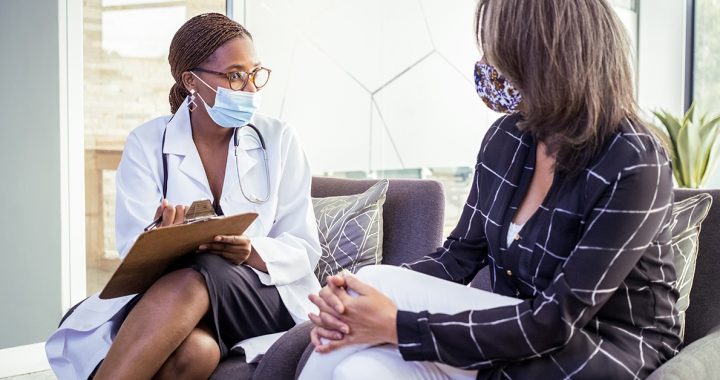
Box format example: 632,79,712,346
653,110,682,144
700,133,720,187
700,114,720,140
683,103,696,128
676,125,689,187
652,111,683,185
699,126,720,185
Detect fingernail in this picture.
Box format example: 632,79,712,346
199,245,206,250
334,334,342,340
342,327,349,334
215,236,221,241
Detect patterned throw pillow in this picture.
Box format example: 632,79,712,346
669,193,713,339
312,180,389,285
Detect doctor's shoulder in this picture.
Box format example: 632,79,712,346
251,113,302,147
119,114,172,166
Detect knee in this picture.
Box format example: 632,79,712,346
157,268,207,302
355,265,398,289
164,328,220,377
333,357,364,380
332,352,391,380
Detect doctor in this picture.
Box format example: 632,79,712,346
46,13,321,380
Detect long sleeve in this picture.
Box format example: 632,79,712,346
397,143,674,369
402,159,490,284
115,132,163,259
250,127,322,286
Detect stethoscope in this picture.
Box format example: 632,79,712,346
160,122,271,206
233,124,271,204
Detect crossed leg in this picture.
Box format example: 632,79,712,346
94,268,219,380
298,265,522,380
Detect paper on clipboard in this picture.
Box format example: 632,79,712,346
99,212,258,299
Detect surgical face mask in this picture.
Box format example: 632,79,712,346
474,61,522,114
192,72,262,128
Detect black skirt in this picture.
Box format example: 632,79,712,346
184,253,296,357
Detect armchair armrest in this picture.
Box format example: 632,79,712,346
253,321,314,380
648,323,720,380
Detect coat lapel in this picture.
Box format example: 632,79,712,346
163,100,212,195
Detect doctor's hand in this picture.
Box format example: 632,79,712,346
309,273,398,353
154,199,186,228
197,235,252,265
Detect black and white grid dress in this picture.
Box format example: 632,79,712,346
399,113,681,379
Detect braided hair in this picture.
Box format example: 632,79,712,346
168,13,252,113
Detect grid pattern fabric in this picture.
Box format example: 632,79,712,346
667,193,713,339
397,114,682,379
312,180,388,284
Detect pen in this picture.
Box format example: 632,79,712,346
145,198,170,231
144,216,163,231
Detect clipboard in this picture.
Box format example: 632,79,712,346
99,211,258,299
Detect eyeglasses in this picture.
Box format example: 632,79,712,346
192,66,272,91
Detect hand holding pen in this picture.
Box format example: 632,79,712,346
144,199,187,231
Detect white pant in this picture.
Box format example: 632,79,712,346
298,265,522,380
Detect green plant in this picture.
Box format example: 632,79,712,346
651,104,720,188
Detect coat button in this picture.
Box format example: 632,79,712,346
506,269,513,276
514,234,521,241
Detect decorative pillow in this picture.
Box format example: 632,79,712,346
669,193,713,340
312,180,389,285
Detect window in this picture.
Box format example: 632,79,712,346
84,0,226,295
694,0,720,114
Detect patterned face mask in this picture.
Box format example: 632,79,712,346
474,61,522,114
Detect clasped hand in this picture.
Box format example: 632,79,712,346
307,272,399,353
154,199,251,265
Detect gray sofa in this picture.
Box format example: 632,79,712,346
210,179,720,380
210,177,446,379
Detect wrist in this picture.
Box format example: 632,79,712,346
387,306,399,345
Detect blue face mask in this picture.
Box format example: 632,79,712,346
192,72,262,128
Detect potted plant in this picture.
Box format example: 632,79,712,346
650,104,720,188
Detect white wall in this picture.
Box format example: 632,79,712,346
0,0,84,376
0,0,63,350
637,0,687,117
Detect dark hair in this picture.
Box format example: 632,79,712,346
168,13,252,113
475,0,643,177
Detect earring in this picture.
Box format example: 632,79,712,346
189,89,197,112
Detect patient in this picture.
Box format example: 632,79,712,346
301,0,681,379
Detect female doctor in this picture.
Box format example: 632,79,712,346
46,13,321,380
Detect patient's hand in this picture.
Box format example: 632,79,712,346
309,273,398,353
308,276,352,345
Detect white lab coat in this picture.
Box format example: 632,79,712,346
46,99,322,379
